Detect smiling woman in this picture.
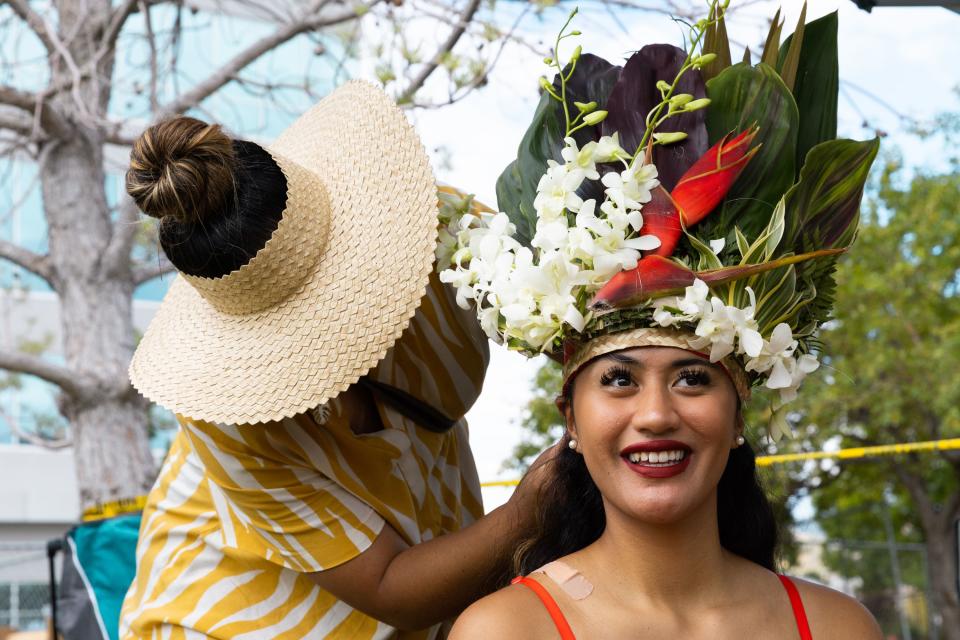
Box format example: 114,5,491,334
450,347,882,640
441,0,885,637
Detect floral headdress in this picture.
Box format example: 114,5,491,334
438,2,878,438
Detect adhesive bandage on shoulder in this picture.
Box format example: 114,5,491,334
536,560,594,600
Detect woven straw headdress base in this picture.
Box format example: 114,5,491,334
129,81,437,425
563,327,752,401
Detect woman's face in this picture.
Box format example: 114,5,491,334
565,346,740,526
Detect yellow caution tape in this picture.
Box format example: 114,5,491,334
754,437,960,467
480,438,960,488
81,495,148,522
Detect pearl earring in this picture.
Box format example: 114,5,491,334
568,439,578,450
735,435,745,446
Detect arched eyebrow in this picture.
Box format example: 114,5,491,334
600,352,720,370
670,357,719,370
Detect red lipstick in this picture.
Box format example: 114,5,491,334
620,440,692,479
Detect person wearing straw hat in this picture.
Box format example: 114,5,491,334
118,80,546,639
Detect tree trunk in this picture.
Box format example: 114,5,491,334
926,514,960,640
898,463,960,640
38,0,156,511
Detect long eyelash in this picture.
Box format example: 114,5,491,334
600,365,633,386
677,367,711,385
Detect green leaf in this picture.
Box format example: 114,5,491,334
760,8,783,68
701,4,732,82
685,229,724,271
497,54,621,246
737,198,784,268
763,199,787,261
496,89,565,246
781,137,881,256
777,2,807,92
702,62,799,242
779,11,839,173
752,265,800,332
779,137,879,334
735,226,750,259
495,160,531,241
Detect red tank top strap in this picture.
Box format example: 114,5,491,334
777,574,813,640
511,576,576,640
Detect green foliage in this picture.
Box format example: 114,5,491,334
504,359,563,471
777,12,839,173
703,63,799,243
496,53,620,246
774,143,960,623
795,156,960,470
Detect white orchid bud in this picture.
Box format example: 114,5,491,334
582,110,608,126
652,131,688,144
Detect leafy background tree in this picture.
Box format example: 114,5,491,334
788,128,960,637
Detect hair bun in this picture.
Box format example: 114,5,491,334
126,116,235,224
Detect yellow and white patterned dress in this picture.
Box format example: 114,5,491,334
119,271,489,639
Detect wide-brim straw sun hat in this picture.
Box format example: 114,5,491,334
129,80,437,425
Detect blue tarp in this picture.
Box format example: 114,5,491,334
58,514,140,640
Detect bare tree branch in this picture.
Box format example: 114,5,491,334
0,239,55,283
0,105,33,136
103,196,141,277
0,84,41,113
159,0,380,117
396,0,482,105
139,0,160,112
105,129,139,146
40,18,93,122
0,348,83,397
408,3,529,110
0,84,70,138
6,0,56,52
102,0,141,52
132,252,176,286
0,406,72,449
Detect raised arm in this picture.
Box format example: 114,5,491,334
308,447,554,630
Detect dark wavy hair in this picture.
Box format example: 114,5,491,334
512,400,779,579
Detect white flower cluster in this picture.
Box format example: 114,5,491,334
652,278,820,407
438,134,662,352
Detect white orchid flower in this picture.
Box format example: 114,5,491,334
593,133,629,163
561,137,601,181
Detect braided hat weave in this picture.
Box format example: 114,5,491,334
129,81,437,424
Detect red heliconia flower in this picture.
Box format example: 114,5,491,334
671,126,760,227
589,249,847,312
637,186,683,258
640,127,760,258
590,256,695,310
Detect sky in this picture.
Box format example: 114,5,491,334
405,0,960,508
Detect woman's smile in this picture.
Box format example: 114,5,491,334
620,439,693,478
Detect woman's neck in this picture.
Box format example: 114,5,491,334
583,495,733,607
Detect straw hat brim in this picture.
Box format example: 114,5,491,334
129,81,437,425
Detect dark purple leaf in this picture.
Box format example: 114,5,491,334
560,53,622,148
602,44,708,190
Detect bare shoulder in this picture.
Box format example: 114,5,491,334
787,576,883,640
449,582,557,640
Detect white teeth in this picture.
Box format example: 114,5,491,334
626,449,688,465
